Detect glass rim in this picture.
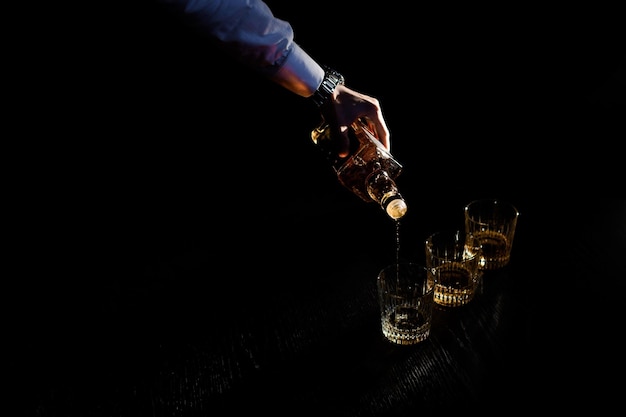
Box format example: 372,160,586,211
464,198,520,219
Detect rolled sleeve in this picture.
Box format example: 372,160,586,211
271,43,324,98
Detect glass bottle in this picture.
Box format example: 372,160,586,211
310,118,408,220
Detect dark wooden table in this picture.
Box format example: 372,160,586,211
14,197,625,416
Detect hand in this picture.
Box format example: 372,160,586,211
321,84,391,158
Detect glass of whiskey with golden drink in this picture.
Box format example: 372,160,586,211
464,199,520,271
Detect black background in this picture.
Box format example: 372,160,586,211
11,1,625,415
23,0,623,257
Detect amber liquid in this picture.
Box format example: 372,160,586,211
311,120,402,203
335,139,402,203
432,264,476,307
471,230,511,270
395,219,401,266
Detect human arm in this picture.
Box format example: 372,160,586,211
155,0,390,153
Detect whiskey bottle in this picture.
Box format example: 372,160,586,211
310,118,408,220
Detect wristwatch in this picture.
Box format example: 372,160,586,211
310,67,345,108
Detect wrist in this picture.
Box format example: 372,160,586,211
310,67,345,108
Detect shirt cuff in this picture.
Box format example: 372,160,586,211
270,43,325,98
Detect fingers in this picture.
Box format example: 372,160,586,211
322,84,392,155
333,85,391,151
368,114,391,151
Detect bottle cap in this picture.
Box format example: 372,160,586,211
386,199,408,220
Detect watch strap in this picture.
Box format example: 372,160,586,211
310,67,345,108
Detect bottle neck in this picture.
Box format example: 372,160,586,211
366,170,407,220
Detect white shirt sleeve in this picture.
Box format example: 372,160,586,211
157,0,325,97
